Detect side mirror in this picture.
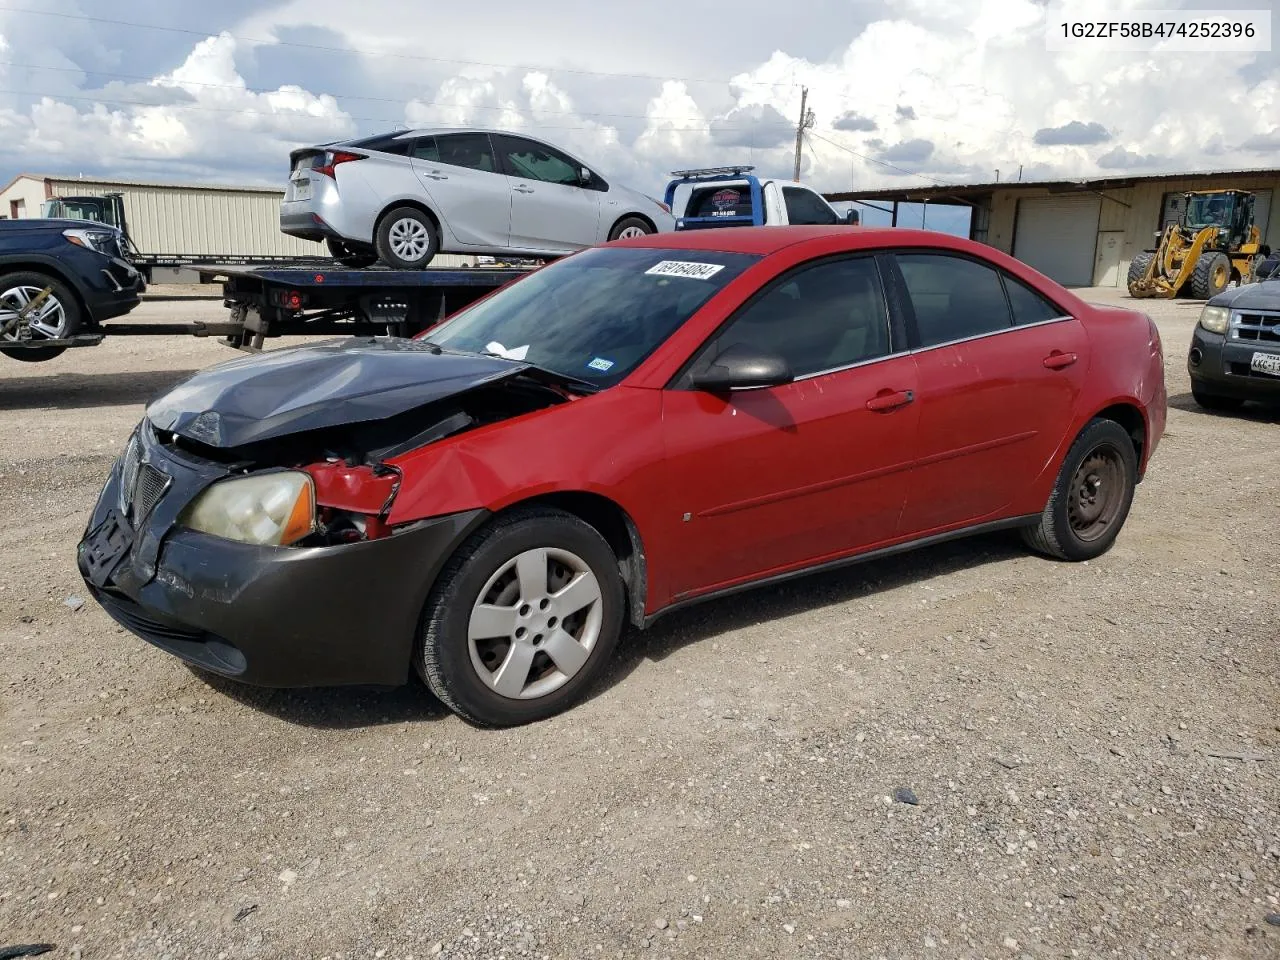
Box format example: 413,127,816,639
579,167,593,187
845,209,860,226
690,343,794,392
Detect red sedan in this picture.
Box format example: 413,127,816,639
78,227,1167,727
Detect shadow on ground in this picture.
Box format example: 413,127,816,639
194,530,1027,731
1167,390,1280,422
0,369,198,410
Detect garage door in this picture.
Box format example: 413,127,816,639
1013,196,1102,287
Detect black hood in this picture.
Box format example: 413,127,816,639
1209,279,1280,311
147,337,530,448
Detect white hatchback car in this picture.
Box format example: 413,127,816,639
281,127,675,269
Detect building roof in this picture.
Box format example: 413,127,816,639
824,166,1280,204
0,172,284,195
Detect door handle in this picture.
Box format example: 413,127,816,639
1043,351,1078,370
513,184,535,194
424,170,448,180
866,389,914,412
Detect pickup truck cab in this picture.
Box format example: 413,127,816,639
663,166,857,231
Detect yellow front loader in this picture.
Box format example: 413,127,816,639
1127,189,1270,300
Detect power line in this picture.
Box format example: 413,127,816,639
0,5,800,89
0,85,756,131
806,129,958,187
0,59,798,127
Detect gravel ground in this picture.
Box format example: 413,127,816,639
2,288,1278,960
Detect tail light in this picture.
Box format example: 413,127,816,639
314,151,364,179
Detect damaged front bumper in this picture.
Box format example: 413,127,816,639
76,423,485,687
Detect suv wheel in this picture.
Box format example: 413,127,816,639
375,207,439,269
0,271,82,363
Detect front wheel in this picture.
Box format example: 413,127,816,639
608,217,655,242
0,271,82,362
417,508,626,727
1022,418,1137,562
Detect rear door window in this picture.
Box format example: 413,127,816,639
409,136,440,161
433,133,498,173
895,253,1014,348
782,187,839,225
1003,274,1065,325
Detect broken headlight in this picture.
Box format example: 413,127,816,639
181,471,315,547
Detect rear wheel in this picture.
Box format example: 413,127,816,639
1126,252,1155,297
417,507,625,728
608,217,655,242
326,237,378,268
1022,418,1137,562
375,207,439,269
0,271,82,363
1191,385,1245,413
1188,252,1230,299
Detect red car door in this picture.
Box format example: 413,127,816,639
659,254,920,602
892,252,1090,535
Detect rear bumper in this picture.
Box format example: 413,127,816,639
1188,326,1280,401
280,205,337,243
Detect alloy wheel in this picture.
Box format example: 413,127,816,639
0,284,69,340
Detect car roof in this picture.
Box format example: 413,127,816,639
612,225,977,256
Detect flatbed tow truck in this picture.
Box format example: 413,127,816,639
191,262,542,351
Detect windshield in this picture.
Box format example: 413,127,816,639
426,246,760,387
1185,194,1230,228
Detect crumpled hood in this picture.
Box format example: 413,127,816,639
1210,279,1280,311
147,337,529,448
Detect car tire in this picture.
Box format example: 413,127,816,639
1021,418,1137,562
375,207,440,269
1125,252,1155,296
0,270,82,363
417,507,626,728
1188,252,1230,299
608,217,655,242
1191,385,1245,413
326,237,378,269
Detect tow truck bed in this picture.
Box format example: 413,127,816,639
195,262,542,350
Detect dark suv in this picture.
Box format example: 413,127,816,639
0,217,144,362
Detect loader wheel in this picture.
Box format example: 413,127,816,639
1189,252,1230,300
1126,252,1155,297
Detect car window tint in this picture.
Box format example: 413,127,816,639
782,187,838,225
688,185,755,219
896,254,1013,348
1004,274,1063,325
409,136,439,162
434,133,497,172
713,257,890,377
499,137,580,186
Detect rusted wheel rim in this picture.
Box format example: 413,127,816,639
1067,445,1125,542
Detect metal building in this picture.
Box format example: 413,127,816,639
0,173,327,258
828,167,1280,288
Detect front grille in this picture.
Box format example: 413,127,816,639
132,463,170,521
1232,310,1280,344
118,436,141,514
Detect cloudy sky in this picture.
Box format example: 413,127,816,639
0,0,1276,221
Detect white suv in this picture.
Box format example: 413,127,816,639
281,127,675,269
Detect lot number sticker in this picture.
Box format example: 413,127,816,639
645,260,725,281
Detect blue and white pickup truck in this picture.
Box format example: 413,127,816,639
662,166,857,231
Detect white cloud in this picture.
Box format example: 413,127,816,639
0,0,1276,193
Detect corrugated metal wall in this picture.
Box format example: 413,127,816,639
50,180,324,257
985,174,1280,286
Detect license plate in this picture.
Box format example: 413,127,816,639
80,509,133,588
291,179,311,201
1250,352,1280,377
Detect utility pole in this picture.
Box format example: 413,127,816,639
792,87,814,182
